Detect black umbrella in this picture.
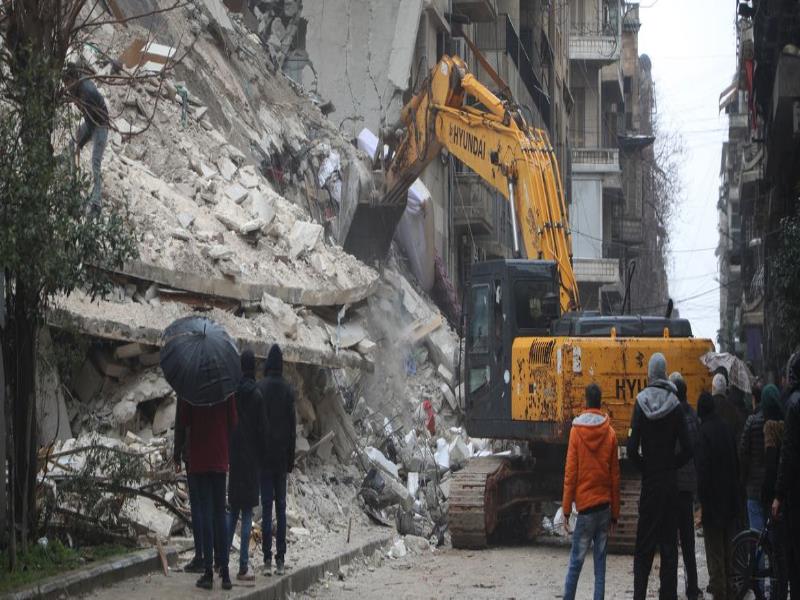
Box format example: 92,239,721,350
160,316,241,406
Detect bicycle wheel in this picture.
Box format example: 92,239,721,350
730,528,784,600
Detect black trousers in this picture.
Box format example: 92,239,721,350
677,491,700,599
786,505,800,599
634,479,679,600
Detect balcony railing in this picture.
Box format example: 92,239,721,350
454,173,496,235
569,20,620,62
571,148,620,172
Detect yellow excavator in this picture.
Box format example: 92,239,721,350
344,52,714,552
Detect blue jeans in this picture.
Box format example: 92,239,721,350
747,498,766,532
563,507,611,600
261,470,287,562
195,472,229,572
227,507,253,573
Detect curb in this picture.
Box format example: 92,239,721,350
8,546,179,600
232,534,394,600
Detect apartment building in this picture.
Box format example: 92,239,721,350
567,0,624,310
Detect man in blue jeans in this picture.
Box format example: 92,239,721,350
257,345,296,576
562,384,620,600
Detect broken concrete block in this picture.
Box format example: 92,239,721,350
387,538,407,559
249,193,276,224
434,438,450,471
288,221,323,259
238,166,259,189
260,292,300,338
112,399,138,425
152,397,176,436
217,156,237,181
356,338,376,356
309,252,330,275
172,228,191,241
440,383,457,412
114,342,146,360
74,358,104,404
239,218,266,235
365,446,399,480
214,208,246,233
407,472,420,498
92,349,131,379
327,322,367,350
218,259,241,278
194,106,208,121
114,370,173,405
176,212,195,230
296,432,311,454
122,496,173,539
207,244,234,261
436,363,455,387
225,183,249,204
388,0,423,90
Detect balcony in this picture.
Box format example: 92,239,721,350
571,147,620,174
454,173,497,235
569,22,621,63
452,0,497,22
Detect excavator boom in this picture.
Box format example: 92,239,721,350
345,55,580,312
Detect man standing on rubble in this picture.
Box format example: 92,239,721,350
627,353,692,600
561,383,620,600
257,344,296,576
63,64,108,215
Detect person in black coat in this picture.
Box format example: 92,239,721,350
256,344,296,576
226,349,266,581
697,391,740,600
627,353,692,600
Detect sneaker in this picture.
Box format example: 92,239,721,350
196,570,213,590
275,559,285,576
237,568,255,581
220,567,232,591
263,561,273,576
183,557,205,573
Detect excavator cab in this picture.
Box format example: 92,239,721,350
465,259,561,441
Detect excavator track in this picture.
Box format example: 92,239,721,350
608,475,640,554
449,457,509,549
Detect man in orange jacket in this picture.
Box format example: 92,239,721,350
562,383,621,600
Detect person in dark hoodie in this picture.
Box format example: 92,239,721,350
561,383,620,600
696,391,740,600
227,350,267,581
669,372,701,600
772,352,800,597
256,344,296,576
739,378,767,532
627,353,692,600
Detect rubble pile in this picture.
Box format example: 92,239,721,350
35,0,485,557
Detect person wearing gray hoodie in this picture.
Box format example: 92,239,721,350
627,353,692,600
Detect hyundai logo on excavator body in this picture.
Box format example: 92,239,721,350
449,122,486,160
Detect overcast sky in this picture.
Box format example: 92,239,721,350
638,0,736,344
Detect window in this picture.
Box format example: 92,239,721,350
468,284,490,355
514,280,556,331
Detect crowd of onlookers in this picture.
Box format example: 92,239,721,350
561,351,800,600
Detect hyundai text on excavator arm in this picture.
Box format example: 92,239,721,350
346,54,714,552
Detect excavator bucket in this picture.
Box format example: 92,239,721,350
338,158,405,264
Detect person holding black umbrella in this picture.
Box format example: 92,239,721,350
257,344,296,576
160,316,242,591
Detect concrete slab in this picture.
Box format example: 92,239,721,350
387,0,423,90
49,292,374,372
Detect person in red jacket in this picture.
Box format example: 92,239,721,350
562,383,621,600
178,394,237,590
